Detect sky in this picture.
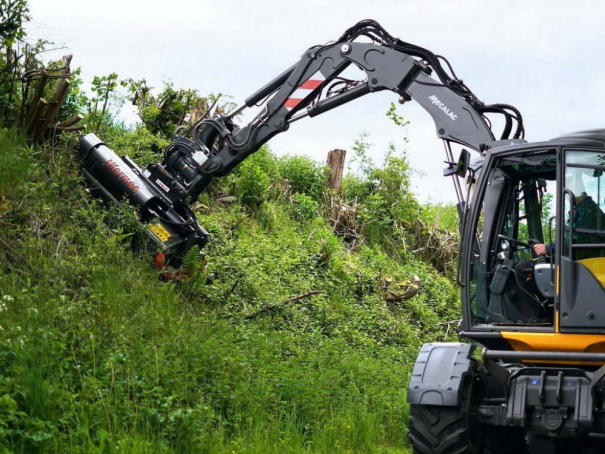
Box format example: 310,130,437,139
26,0,605,203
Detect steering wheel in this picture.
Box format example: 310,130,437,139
498,235,546,263
497,234,532,250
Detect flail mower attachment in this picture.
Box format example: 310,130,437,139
78,133,209,269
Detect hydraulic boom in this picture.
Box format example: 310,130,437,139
79,20,525,265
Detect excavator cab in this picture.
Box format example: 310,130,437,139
460,141,605,334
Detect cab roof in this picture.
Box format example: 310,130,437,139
551,129,605,147
487,129,605,157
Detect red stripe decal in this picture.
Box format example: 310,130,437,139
284,98,303,108
299,79,323,90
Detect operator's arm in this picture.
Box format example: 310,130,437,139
534,243,555,256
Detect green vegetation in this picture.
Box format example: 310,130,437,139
0,5,462,453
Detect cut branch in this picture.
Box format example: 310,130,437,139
34,78,70,141
56,124,86,132
56,114,83,129
245,290,321,319
25,98,47,138
24,69,47,126
57,55,72,77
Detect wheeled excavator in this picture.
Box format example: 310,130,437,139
77,20,605,453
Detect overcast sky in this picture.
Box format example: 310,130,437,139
26,0,605,203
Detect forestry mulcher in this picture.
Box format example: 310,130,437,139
77,20,605,453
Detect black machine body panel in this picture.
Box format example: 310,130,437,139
407,343,476,406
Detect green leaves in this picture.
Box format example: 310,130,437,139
292,193,318,222
87,72,122,133
232,161,270,211
0,0,30,43
386,102,410,128
278,155,328,201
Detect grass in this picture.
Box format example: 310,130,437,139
0,127,460,453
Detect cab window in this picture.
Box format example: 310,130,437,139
563,151,605,277
468,150,557,327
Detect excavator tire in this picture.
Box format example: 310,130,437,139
409,378,484,454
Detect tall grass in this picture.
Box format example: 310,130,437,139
0,128,30,196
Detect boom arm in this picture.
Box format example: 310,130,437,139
188,45,498,193
79,20,525,265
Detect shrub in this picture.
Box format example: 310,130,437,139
108,125,169,166
232,161,270,211
278,155,328,201
292,192,318,222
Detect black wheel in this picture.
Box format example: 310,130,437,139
409,378,484,454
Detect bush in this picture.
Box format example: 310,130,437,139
232,160,270,211
278,155,328,201
108,125,169,166
292,192,318,222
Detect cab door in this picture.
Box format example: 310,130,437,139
559,149,605,332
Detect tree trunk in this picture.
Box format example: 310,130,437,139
327,149,346,193
26,98,47,138
25,70,48,126
34,78,70,141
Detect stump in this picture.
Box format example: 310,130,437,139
326,149,346,193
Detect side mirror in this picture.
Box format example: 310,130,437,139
456,149,471,178
443,148,471,178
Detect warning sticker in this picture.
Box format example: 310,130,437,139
148,223,171,242
156,179,170,192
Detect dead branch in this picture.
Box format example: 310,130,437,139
56,114,83,129
245,290,321,319
56,124,86,132
436,319,461,326
385,275,421,302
